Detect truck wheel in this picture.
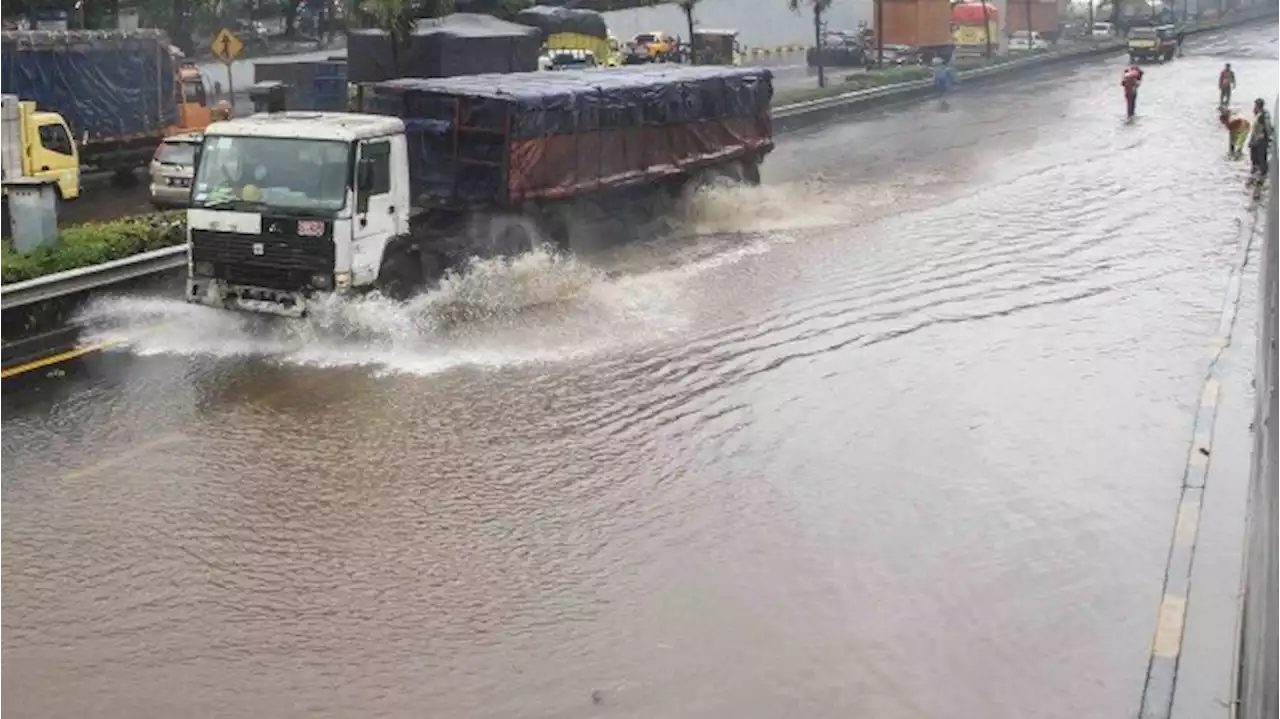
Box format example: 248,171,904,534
741,158,762,186
419,250,445,287
535,206,571,252
485,215,540,258
375,244,424,301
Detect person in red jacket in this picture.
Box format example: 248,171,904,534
1218,63,1236,106
1121,65,1144,119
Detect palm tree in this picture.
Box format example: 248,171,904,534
677,0,698,63
788,0,834,88
360,0,453,74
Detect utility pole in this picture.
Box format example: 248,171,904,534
1025,0,1034,47
814,11,826,88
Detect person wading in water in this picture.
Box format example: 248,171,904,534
1121,65,1144,119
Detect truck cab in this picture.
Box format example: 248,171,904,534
168,48,226,134
186,112,410,318
177,61,223,131
1,94,80,200
1127,24,1177,63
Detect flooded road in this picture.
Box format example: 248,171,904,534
4,23,1277,719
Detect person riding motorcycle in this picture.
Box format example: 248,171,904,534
1219,63,1236,106
1121,65,1144,118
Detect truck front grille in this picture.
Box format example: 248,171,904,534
190,228,335,292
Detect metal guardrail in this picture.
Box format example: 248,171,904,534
774,42,1124,118
0,10,1272,317
0,244,188,310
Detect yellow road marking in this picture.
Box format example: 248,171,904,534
1199,377,1220,409
1151,594,1187,658
1173,499,1200,547
2,318,184,379
0,339,126,379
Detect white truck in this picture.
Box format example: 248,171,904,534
185,66,775,317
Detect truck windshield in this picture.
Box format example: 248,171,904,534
192,136,350,213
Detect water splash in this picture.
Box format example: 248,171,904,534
71,182,826,374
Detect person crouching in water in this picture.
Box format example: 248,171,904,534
1220,108,1251,159
1121,65,1143,119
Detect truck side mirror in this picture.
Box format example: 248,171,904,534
356,158,374,214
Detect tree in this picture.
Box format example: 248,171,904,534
788,0,834,88
676,0,697,63
359,0,453,72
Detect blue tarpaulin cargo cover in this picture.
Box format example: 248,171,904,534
1,29,178,146
365,65,774,207
346,13,541,84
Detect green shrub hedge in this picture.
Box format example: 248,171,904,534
2,213,185,284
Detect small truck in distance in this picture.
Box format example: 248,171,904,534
185,64,774,317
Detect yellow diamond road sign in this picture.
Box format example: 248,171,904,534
211,28,244,63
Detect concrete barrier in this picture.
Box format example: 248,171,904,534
1236,127,1277,719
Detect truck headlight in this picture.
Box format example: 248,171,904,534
193,260,214,277
334,272,352,289
311,274,332,290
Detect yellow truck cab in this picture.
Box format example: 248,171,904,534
1,94,81,200
633,31,677,60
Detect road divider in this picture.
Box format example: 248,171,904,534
744,43,808,59
1,8,1274,376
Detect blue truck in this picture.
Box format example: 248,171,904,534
1,29,179,176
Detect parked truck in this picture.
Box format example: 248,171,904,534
1,29,179,177
1004,0,1063,37
254,57,350,112
512,5,620,66
184,64,774,317
874,0,955,64
1,94,80,199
